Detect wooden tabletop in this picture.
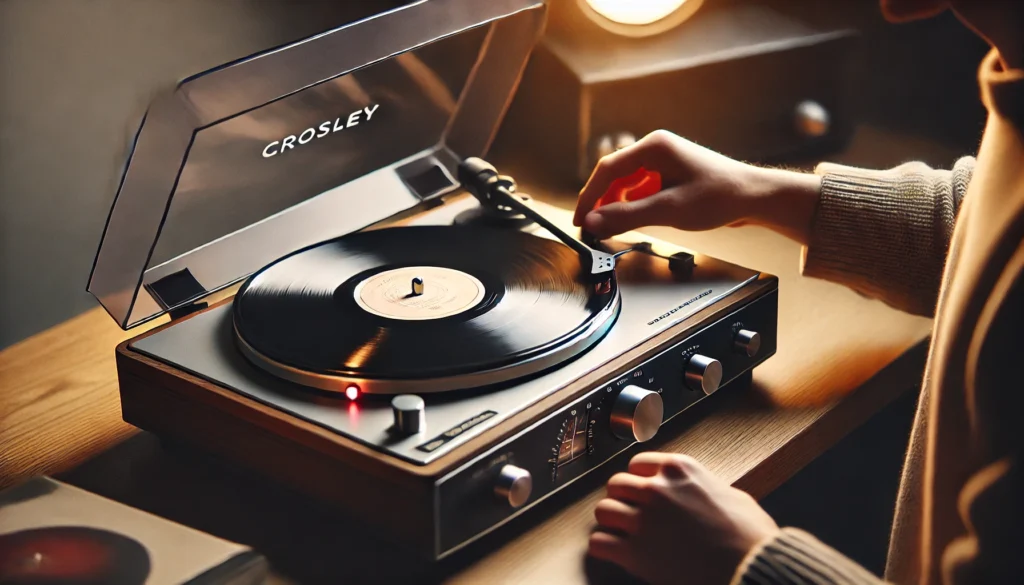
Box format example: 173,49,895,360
0,129,940,584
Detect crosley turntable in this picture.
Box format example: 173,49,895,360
88,0,778,560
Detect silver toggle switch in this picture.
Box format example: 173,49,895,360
734,329,761,358
610,385,664,442
494,465,532,508
684,354,723,396
391,394,425,435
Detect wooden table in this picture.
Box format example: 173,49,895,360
0,129,940,584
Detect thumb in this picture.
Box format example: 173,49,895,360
582,195,674,239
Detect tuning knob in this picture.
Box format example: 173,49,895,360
734,329,761,357
494,465,533,508
610,386,664,442
391,394,425,435
684,355,723,395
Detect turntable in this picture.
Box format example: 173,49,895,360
88,0,777,560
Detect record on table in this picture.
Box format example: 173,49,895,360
233,225,620,394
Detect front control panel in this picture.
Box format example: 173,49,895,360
436,288,778,557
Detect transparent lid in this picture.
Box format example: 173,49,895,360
88,0,546,329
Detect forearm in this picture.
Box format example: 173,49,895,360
803,157,973,316
749,168,823,246
752,157,974,317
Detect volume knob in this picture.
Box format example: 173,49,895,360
685,354,723,395
494,465,532,508
391,394,425,435
610,386,664,442
734,329,761,357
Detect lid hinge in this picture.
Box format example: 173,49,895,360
143,267,209,321
167,301,209,321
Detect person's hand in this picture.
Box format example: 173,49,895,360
573,130,822,244
589,452,780,585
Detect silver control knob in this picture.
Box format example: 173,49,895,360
734,329,761,357
494,465,532,508
391,394,425,435
684,355,723,395
794,100,830,138
610,385,664,442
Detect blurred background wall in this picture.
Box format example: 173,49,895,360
0,0,988,349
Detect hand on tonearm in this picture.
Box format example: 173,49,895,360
574,130,822,245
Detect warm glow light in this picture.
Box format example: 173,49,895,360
585,0,689,26
578,0,704,37
345,385,360,400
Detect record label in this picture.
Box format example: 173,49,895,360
353,266,485,321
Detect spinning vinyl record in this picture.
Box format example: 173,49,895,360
233,226,620,394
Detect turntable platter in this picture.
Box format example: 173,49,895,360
232,226,620,394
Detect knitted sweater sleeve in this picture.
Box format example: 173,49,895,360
728,158,975,585
732,528,886,585
800,157,975,317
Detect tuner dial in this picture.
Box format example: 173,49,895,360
610,386,664,442
684,355,723,395
734,329,761,357
391,394,425,435
494,465,532,508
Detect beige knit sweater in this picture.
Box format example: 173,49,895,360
733,49,1024,585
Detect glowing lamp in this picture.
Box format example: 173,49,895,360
578,0,704,37
345,385,360,401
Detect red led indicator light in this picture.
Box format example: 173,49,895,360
345,385,360,400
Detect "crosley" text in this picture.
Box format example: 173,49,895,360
261,104,380,158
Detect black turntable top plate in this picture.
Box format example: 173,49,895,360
232,225,620,394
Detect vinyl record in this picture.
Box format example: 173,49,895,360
0,527,151,585
233,225,619,394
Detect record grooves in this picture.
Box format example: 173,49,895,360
233,225,620,394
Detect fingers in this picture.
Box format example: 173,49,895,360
606,472,649,504
587,530,631,568
627,452,677,477
594,497,641,534
575,148,645,226
574,131,676,226
628,452,708,484
581,194,672,240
